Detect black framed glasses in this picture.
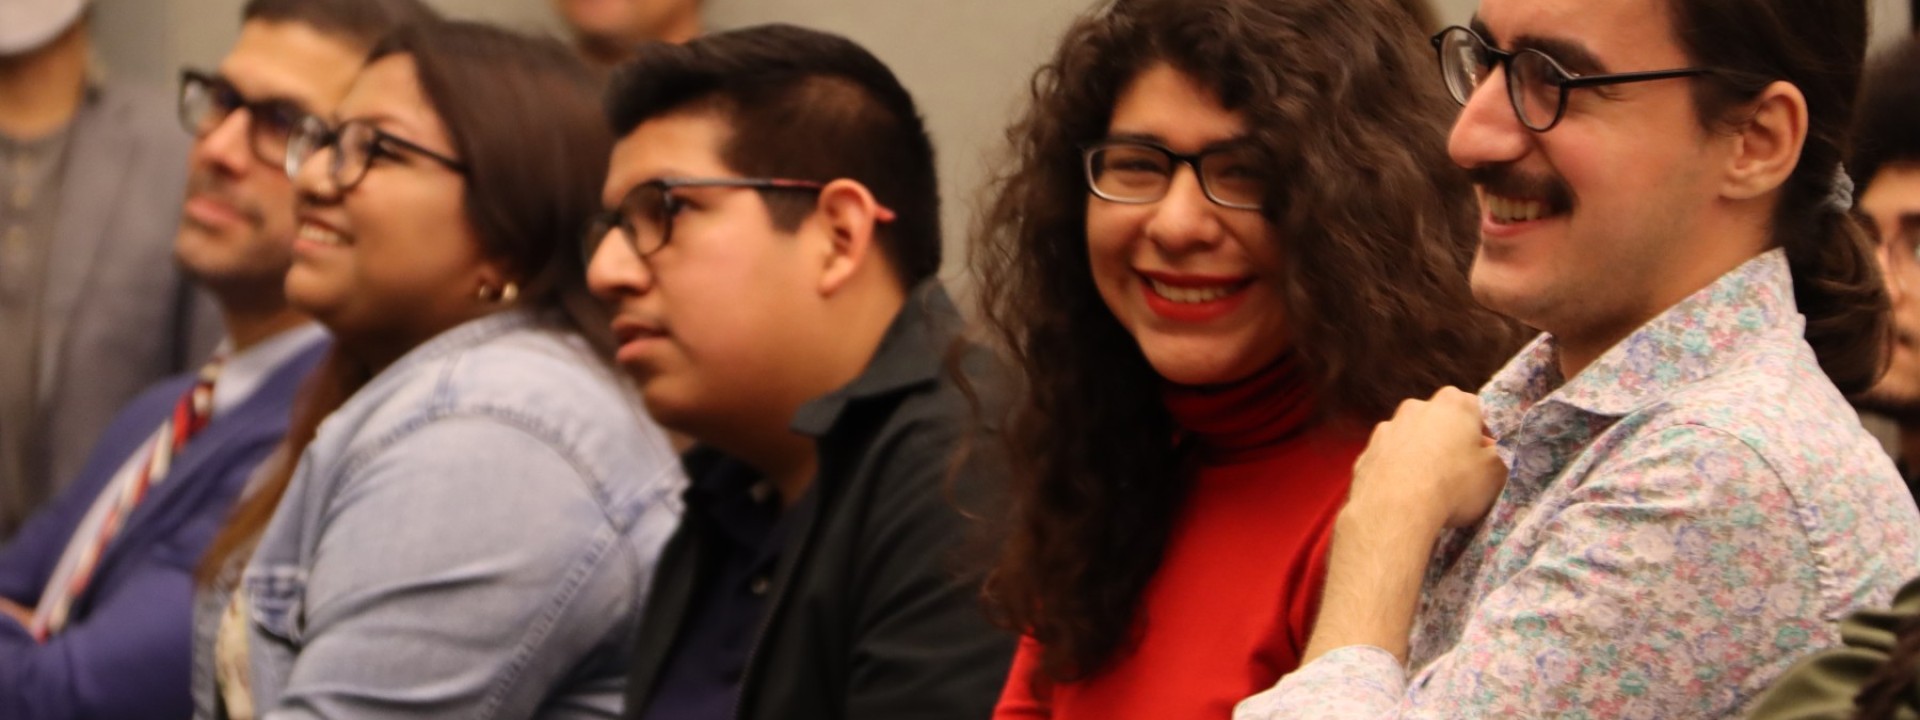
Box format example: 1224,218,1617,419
582,177,827,262
178,69,312,167
1431,26,1714,132
285,115,467,192
1082,139,1266,210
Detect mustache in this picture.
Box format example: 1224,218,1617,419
184,171,267,226
1466,164,1576,214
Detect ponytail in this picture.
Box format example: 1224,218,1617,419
1669,0,1888,394
1783,182,1891,396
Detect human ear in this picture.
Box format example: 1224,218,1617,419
1720,80,1808,201
813,179,895,296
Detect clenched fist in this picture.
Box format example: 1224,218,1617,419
1347,387,1509,534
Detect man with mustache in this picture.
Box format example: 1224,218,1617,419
0,0,208,541
0,1,434,718
1235,0,1920,717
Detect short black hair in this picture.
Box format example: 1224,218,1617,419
240,0,440,50
1851,37,1920,193
606,24,942,286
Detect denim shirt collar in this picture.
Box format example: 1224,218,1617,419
1481,248,1800,448
358,308,543,392
789,281,960,438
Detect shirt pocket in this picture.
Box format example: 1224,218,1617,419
243,564,309,647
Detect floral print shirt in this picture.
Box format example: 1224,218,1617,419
1235,250,1920,719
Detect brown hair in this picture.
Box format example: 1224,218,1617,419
1670,0,1888,395
199,21,614,582
240,0,439,48
973,0,1522,682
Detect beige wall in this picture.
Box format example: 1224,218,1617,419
93,0,1918,284
94,0,1083,286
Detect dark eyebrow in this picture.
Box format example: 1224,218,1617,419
212,74,313,113
1513,34,1609,75
1899,213,1920,234
1102,132,1256,154
1468,16,1495,43
1465,17,1611,76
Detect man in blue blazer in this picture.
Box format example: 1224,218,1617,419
0,1,438,717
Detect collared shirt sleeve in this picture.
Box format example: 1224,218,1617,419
1237,423,1823,719
1235,645,1408,717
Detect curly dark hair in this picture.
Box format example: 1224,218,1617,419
972,0,1524,683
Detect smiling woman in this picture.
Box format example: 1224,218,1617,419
971,0,1523,716
194,20,684,720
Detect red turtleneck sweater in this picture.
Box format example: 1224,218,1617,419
993,358,1367,719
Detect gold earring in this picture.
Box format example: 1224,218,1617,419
476,281,520,304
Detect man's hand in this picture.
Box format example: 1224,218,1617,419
1347,387,1509,534
0,597,34,630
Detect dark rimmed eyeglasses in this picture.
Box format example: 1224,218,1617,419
177,69,312,167
1081,139,1267,211
581,177,828,262
284,115,467,192
1431,25,1714,132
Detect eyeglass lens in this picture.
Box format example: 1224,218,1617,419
584,185,673,262
1086,143,1265,208
1437,29,1569,131
179,73,306,166
287,119,385,190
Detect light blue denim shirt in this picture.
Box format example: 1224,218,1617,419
232,309,684,719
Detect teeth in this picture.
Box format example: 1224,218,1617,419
1486,194,1546,224
298,222,347,247
1148,278,1240,304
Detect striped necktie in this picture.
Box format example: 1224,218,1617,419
30,357,224,641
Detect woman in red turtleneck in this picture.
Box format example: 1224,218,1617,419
994,357,1369,717
970,0,1522,717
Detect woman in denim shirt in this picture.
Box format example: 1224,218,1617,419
190,21,684,719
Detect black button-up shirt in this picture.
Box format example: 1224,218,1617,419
623,282,1016,720
635,460,795,720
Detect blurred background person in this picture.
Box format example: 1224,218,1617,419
0,2,434,718
1850,37,1920,500
193,21,682,718
0,0,216,540
972,0,1520,716
552,0,701,73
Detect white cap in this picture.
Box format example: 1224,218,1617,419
0,0,90,57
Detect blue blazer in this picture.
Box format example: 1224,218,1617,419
0,340,326,720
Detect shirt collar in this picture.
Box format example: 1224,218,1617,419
1482,248,1801,438
208,322,328,417
379,308,541,377
789,281,961,438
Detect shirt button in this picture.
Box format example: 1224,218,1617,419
748,481,773,504
750,576,771,596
